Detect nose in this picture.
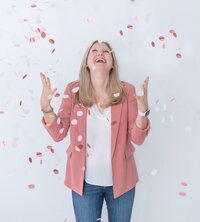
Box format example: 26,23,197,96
97,50,103,55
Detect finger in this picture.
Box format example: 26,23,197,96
40,73,47,87
52,88,57,95
46,77,51,88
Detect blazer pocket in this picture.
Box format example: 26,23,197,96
66,145,72,158
125,146,134,159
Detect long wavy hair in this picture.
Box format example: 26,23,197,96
74,40,125,107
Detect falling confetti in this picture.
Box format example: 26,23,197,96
49,39,55,44
53,169,59,174
54,92,60,97
72,87,79,93
31,4,37,8
28,157,32,163
29,37,36,43
87,16,93,23
151,41,155,47
176,53,182,59
181,182,188,186
51,48,55,54
19,100,22,106
159,36,165,41
151,169,158,176
41,32,46,38
113,92,120,97
22,74,27,79
36,152,42,157
179,192,186,196
119,30,123,36
28,184,35,189
127,24,133,29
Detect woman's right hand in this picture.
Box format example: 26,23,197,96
40,73,57,111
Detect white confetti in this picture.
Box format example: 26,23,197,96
151,169,158,176
169,114,174,122
72,87,79,93
155,106,160,112
77,111,83,116
57,117,61,125
161,117,165,124
59,128,64,134
75,147,80,152
163,104,167,111
71,119,78,125
78,135,82,142
113,92,120,97
63,94,69,99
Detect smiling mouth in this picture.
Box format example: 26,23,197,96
94,58,106,64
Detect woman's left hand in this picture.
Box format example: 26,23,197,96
134,76,149,112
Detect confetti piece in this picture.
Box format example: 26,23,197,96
41,32,46,38
176,53,182,59
169,114,174,122
36,152,42,157
173,32,177,38
163,104,167,111
35,28,41,33
151,169,158,176
181,182,188,186
49,39,55,44
71,119,78,125
169,29,175,34
87,143,91,148
127,24,133,29
54,92,60,97
47,145,55,153
72,87,79,93
179,192,186,196
159,36,165,41
19,100,22,106
77,111,83,116
51,48,55,54
64,218,67,222
96,218,101,221
75,147,80,152
154,106,160,112
29,37,36,43
119,30,123,36
22,74,27,79
170,97,175,102
0,111,5,114
78,135,82,142
28,157,32,163
53,169,59,174
63,94,69,99
162,43,165,49
40,159,43,165
87,16,93,23
151,41,155,47
28,184,35,189
113,92,120,97
31,4,37,8
88,109,91,115
59,128,65,134
155,99,159,104
161,117,165,124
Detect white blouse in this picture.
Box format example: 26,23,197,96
84,103,113,186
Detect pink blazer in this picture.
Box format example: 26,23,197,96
42,80,150,199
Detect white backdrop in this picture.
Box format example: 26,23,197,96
0,0,200,221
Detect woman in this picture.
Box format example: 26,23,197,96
40,40,150,222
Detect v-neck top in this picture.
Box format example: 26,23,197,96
85,103,113,186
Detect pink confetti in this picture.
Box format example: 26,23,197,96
179,192,186,196
159,36,165,41
181,182,188,186
49,39,55,44
176,53,182,59
169,29,175,34
41,32,46,38
28,184,35,189
162,43,165,49
28,157,32,163
173,32,177,38
119,30,123,36
53,169,59,174
51,48,55,54
35,28,41,33
88,109,91,115
19,100,22,106
36,152,42,157
87,16,93,23
151,41,155,47
31,4,37,8
0,111,5,114
87,143,91,148
29,37,36,43
170,97,175,102
47,145,55,153
127,24,133,29
40,159,43,165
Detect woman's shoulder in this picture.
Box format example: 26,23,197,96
120,80,135,90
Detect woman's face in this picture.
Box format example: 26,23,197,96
86,42,113,73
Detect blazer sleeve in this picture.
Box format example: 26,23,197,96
127,83,151,145
41,82,73,142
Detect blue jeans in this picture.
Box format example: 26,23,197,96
72,179,136,222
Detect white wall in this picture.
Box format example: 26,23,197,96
0,0,199,221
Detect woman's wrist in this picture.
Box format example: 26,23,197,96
41,106,54,114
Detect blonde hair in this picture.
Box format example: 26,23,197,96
74,40,126,107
